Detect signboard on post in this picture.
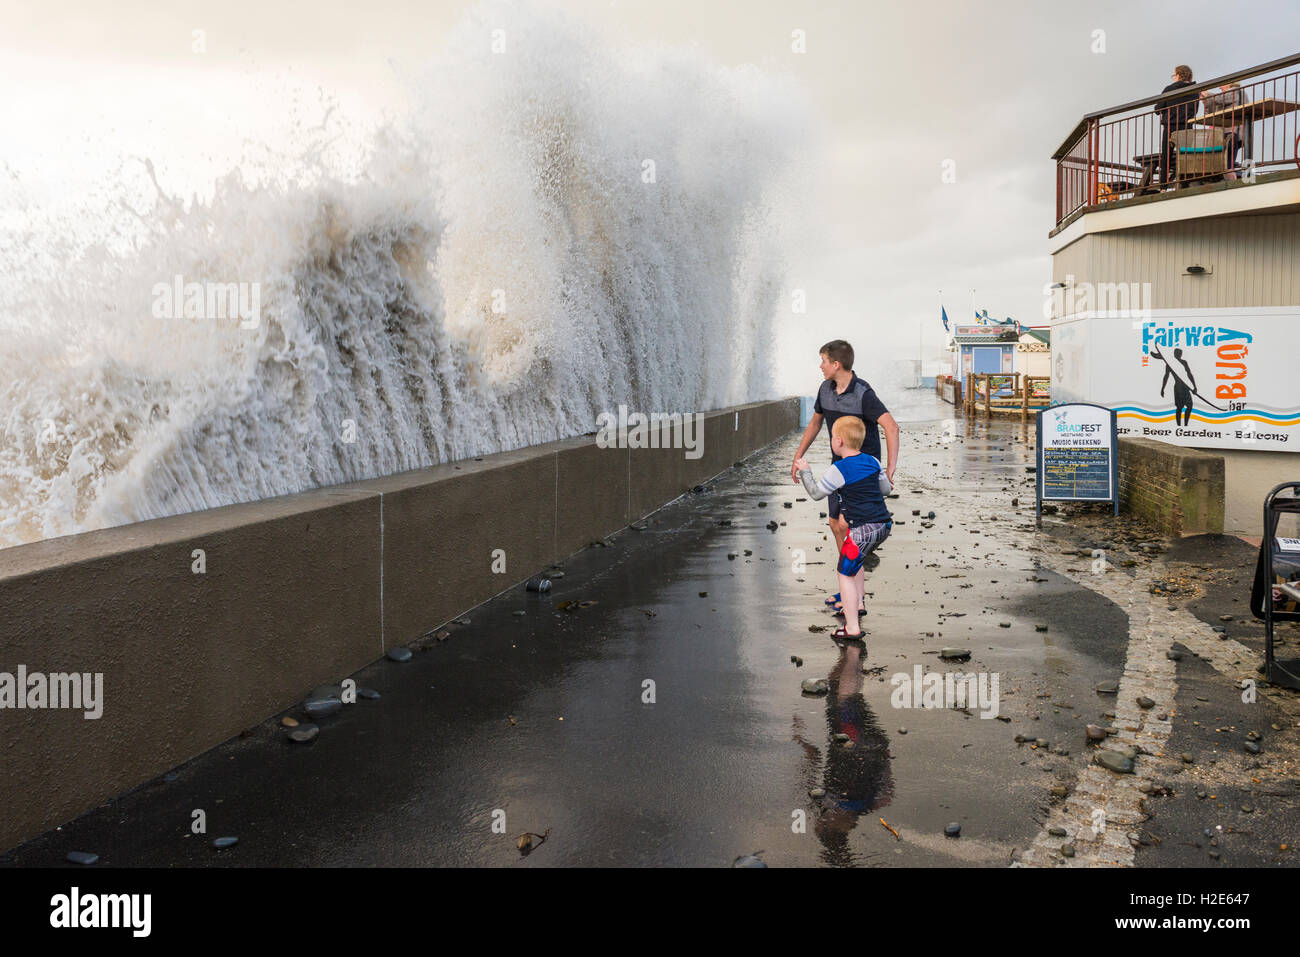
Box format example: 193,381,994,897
1036,402,1119,525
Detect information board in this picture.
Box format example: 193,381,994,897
1036,403,1119,522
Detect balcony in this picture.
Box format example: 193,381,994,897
1052,53,1300,231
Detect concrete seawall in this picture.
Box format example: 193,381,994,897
0,397,798,853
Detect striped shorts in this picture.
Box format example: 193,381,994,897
836,520,891,575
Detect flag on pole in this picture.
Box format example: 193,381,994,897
940,306,950,332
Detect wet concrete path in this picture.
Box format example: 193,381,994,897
3,393,1135,867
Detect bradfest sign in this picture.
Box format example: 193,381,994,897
1052,309,1300,453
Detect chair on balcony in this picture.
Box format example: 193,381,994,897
1171,128,1229,185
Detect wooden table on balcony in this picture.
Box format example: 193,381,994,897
1195,97,1300,127
1195,97,1300,170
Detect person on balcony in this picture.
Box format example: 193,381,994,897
1202,81,1248,179
1158,65,1201,185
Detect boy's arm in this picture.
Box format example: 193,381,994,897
796,461,842,501
790,412,823,483
878,412,900,484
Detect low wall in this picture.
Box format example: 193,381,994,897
1118,436,1225,535
0,397,799,853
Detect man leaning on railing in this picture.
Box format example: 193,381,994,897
1158,65,1201,185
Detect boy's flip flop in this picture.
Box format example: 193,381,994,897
824,593,841,607
831,626,865,640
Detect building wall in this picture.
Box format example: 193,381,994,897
1050,206,1300,536
1015,347,1051,378
1052,212,1300,310
1219,448,1300,539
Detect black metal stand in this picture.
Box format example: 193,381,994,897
1253,482,1300,691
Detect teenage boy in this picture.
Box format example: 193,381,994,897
790,340,899,613
795,416,892,639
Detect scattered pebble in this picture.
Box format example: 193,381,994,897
288,724,319,743
66,851,98,865
1095,751,1135,774
944,823,961,838
212,837,238,850
386,647,413,662
305,697,342,718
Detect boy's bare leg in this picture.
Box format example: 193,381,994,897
838,568,863,636
830,514,847,551
829,514,849,607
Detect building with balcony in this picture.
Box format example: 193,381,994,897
1048,54,1300,537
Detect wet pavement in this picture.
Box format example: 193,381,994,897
3,392,1296,867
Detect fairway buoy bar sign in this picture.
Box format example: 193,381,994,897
1052,309,1300,452
1036,403,1118,522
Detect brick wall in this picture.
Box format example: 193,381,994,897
1118,437,1225,535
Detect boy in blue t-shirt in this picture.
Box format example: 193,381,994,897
794,416,892,639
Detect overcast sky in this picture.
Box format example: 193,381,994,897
2,0,1295,395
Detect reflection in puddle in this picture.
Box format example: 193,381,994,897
793,639,895,866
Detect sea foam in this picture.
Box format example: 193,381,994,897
0,1,808,547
